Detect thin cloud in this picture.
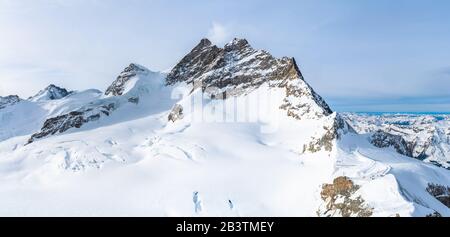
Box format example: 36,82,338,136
207,22,230,45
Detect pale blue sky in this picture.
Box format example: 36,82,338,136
1,0,449,112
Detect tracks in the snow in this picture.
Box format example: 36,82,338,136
140,135,205,163
354,150,391,180
335,148,391,181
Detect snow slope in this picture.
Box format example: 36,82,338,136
0,88,102,143
335,133,450,216
342,113,450,169
0,38,449,217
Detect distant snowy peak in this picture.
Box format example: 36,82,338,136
29,84,72,102
105,63,150,96
166,37,332,119
341,113,450,169
0,95,21,109
27,63,166,144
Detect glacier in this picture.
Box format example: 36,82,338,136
0,38,449,217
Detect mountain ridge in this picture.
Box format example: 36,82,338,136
29,84,72,102
0,38,449,217
168,38,332,120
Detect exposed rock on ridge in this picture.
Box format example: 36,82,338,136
318,176,373,217
27,63,153,144
371,131,413,157
427,183,450,208
105,63,149,96
29,84,72,102
167,38,332,120
27,103,116,144
0,95,21,109
26,39,342,155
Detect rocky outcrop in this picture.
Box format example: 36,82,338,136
303,114,355,153
278,72,332,120
105,63,149,96
318,176,373,217
0,95,21,109
167,38,223,86
29,84,71,102
426,211,442,217
335,113,357,135
304,118,338,153
128,97,139,104
167,38,332,120
168,104,184,122
27,103,116,144
426,183,450,208
370,130,413,157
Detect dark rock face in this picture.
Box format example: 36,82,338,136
168,104,184,122
128,97,140,104
166,38,332,119
30,84,71,101
370,126,431,161
105,63,148,96
45,85,71,100
426,211,442,217
167,39,223,86
335,114,357,135
426,183,450,208
27,103,116,144
166,38,287,91
0,95,21,109
370,131,413,157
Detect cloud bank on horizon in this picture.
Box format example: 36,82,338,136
0,0,450,112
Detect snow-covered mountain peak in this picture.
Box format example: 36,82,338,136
224,38,250,51
25,63,167,144
342,113,450,169
105,63,152,97
167,37,332,120
0,95,21,109
196,38,214,49
29,84,71,102
0,38,449,217
122,63,149,74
